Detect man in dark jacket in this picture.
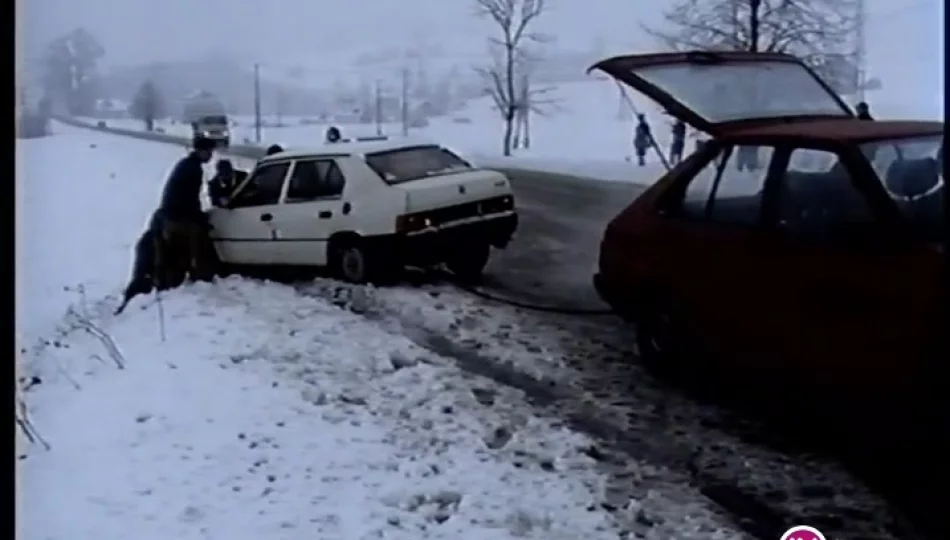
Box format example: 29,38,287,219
155,136,216,286
856,101,873,120
115,211,164,314
208,159,240,207
669,120,686,165
633,114,652,166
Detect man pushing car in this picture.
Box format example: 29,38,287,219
154,135,218,287
116,137,218,314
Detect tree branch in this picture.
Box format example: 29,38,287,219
642,0,860,89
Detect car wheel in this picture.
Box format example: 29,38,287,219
335,243,371,283
635,297,691,378
331,240,398,284
446,243,490,283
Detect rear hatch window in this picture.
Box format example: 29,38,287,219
365,145,471,185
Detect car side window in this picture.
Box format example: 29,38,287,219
285,160,346,202
320,161,346,196
679,152,721,219
777,149,876,235
677,145,774,225
229,162,289,208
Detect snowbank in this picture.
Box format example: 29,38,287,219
20,279,631,540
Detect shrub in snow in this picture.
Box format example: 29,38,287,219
16,113,50,139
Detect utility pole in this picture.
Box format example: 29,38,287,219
855,0,867,101
521,74,531,149
400,68,409,137
253,63,262,143
374,79,383,136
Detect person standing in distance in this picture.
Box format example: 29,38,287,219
633,114,653,167
155,135,216,286
669,120,686,165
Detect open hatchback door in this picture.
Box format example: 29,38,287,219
588,51,855,137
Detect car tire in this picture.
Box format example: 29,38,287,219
446,243,490,284
635,296,692,379
330,239,397,284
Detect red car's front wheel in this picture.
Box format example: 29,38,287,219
635,297,694,379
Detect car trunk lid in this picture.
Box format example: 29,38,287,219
588,50,855,138
396,169,510,213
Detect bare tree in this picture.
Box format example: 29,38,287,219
644,0,859,92
511,65,558,150
474,0,548,156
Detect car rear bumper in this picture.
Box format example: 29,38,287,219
395,213,518,265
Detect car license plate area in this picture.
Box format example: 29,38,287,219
401,215,517,265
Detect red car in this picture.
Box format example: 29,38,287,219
590,52,945,439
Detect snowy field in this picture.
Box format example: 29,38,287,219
83,69,942,185
82,78,678,183
17,123,759,539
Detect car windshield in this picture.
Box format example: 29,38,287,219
365,145,471,185
201,115,227,125
864,135,944,242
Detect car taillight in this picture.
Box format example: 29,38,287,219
395,213,432,234
482,195,514,214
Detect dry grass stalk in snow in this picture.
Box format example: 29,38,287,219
15,377,50,451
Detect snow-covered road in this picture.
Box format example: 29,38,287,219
17,123,913,540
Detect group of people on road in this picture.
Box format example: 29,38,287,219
630,101,874,168
631,114,687,167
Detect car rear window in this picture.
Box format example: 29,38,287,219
365,145,471,185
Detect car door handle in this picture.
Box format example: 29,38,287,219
260,213,273,222
318,211,332,219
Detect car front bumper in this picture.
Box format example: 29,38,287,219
395,212,518,265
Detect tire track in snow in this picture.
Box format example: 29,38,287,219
294,280,917,540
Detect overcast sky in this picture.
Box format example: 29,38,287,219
19,0,943,115
19,0,665,66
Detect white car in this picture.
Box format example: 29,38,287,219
207,139,518,283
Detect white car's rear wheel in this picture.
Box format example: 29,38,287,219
339,245,369,283
446,242,490,284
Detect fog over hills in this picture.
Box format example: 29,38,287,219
21,0,943,117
